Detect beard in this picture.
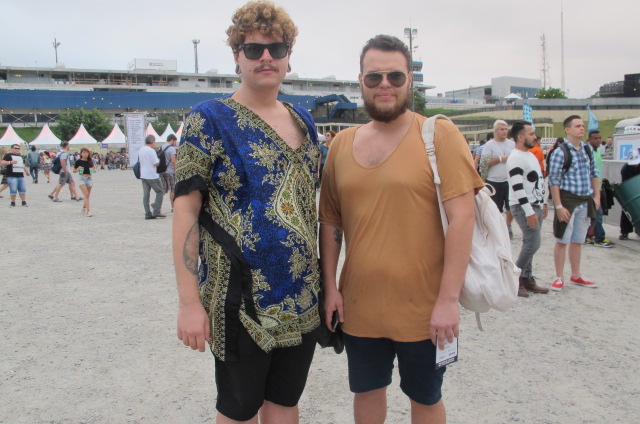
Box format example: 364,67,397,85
363,89,410,123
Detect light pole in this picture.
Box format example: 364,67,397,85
404,27,417,111
192,39,200,74
52,37,61,64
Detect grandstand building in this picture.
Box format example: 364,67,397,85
0,60,432,129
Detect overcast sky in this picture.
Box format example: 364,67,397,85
1,0,637,99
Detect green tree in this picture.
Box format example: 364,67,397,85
152,114,180,135
534,87,567,99
55,109,112,141
413,91,427,114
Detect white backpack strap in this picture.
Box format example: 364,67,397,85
421,114,453,233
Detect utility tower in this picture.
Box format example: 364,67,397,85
540,34,550,89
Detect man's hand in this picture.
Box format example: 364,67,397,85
542,204,548,219
594,195,601,211
177,301,211,352
323,287,344,332
526,214,539,229
430,298,460,350
555,207,571,222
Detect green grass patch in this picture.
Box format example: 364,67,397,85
551,119,617,139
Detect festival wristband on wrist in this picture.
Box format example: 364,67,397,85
555,205,564,209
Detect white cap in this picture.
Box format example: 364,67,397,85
317,133,326,142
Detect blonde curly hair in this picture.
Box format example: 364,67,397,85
226,1,298,51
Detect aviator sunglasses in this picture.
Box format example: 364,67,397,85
362,70,408,88
238,42,290,60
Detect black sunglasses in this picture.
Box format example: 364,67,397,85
363,71,408,88
238,42,290,60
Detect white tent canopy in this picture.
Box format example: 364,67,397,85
69,124,98,145
175,122,184,144
29,124,62,147
0,125,27,146
504,93,523,100
144,123,161,143
158,124,176,143
102,123,127,145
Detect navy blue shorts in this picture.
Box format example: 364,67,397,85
214,327,318,421
344,333,446,406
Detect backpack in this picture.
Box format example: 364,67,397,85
51,152,63,174
558,142,593,176
422,115,520,330
156,145,168,174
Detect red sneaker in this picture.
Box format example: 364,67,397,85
550,277,564,291
570,276,598,288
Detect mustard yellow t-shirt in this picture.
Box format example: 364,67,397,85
319,113,483,341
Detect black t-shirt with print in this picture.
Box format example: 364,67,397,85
3,153,26,178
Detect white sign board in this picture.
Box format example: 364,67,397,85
125,113,145,165
614,133,640,162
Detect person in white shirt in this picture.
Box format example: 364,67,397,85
139,135,165,219
506,121,549,297
481,120,516,237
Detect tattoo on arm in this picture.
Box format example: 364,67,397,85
333,227,343,245
183,222,200,275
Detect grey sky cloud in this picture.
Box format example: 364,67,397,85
1,0,637,98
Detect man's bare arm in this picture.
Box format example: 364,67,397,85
319,223,344,328
430,190,475,349
173,190,210,352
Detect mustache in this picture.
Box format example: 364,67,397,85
254,64,278,72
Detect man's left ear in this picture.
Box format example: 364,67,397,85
287,63,291,73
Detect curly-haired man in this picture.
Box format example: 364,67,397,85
173,2,321,423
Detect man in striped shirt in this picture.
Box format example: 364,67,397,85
506,121,549,297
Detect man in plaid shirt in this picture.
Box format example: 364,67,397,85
547,115,600,291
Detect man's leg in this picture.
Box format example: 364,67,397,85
141,179,152,217
354,388,387,424
568,242,582,279
259,402,299,424
410,399,446,424
215,412,258,424
150,178,164,216
554,242,567,281
594,207,606,243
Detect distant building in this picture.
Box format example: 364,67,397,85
0,60,433,127
444,76,541,103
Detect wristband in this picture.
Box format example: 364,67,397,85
555,205,564,209
499,156,502,163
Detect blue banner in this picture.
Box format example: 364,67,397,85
587,105,599,132
522,103,535,130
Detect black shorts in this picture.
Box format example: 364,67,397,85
214,327,318,421
486,180,510,213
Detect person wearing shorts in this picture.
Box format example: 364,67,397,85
1,144,28,207
319,35,483,424
49,141,82,203
159,134,177,211
173,3,321,423
481,119,516,237
548,115,601,291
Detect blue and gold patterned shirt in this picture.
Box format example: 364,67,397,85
175,96,321,361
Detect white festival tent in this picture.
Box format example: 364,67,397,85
0,124,27,146
175,122,184,144
68,124,98,145
29,124,62,148
158,124,176,144
144,123,161,143
101,123,127,146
